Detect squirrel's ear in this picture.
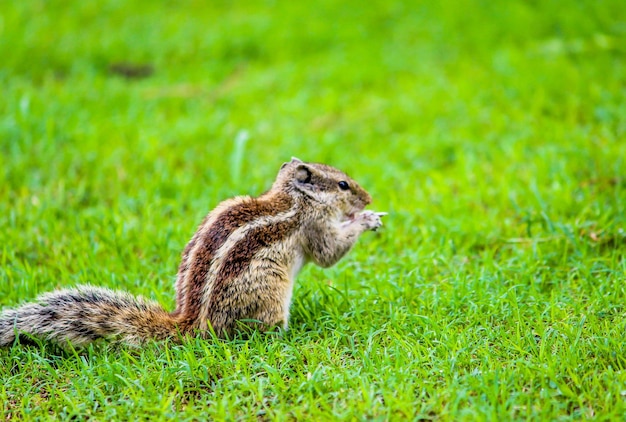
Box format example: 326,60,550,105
294,164,312,185
280,157,303,171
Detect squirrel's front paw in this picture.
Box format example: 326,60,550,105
357,210,385,231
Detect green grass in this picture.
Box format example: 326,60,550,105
1,0,625,419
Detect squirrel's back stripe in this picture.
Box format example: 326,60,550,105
201,214,301,329
214,214,300,287
175,192,294,324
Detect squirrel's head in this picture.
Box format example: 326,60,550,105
274,157,372,219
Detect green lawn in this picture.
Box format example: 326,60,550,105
1,0,625,419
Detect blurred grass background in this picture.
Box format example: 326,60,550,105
1,0,625,419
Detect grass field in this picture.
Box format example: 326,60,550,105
1,0,625,419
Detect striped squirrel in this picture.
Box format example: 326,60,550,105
0,158,385,347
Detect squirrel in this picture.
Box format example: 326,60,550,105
0,158,385,347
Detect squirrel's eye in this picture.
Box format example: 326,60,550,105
338,181,350,190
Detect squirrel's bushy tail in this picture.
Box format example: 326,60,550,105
0,286,179,347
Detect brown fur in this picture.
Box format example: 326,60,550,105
0,159,383,347
173,192,294,323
